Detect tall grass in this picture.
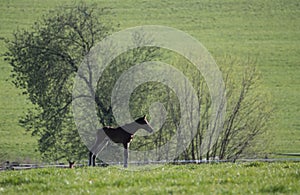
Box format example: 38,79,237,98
0,162,299,194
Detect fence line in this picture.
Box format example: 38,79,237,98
102,158,300,166
1,157,300,171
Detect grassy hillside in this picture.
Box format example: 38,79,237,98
0,163,299,194
0,0,299,161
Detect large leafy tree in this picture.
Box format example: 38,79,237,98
4,3,115,163
4,3,162,164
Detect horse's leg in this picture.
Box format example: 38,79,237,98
88,151,93,166
88,151,97,166
89,130,105,166
92,138,109,166
123,143,129,168
89,141,97,166
90,141,99,167
92,154,96,166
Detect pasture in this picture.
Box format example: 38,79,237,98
0,162,299,194
0,0,299,161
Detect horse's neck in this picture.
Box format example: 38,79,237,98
122,122,140,134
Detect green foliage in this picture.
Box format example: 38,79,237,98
3,3,115,162
0,162,299,194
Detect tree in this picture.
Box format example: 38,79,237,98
4,3,115,163
172,56,273,161
4,3,162,164
215,59,273,160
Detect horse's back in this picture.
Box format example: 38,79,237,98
102,126,132,143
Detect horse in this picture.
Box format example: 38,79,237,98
88,115,154,168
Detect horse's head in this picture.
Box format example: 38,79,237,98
135,115,154,133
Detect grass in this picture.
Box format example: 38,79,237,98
0,162,299,194
0,0,299,161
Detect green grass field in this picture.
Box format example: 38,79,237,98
0,0,299,162
0,162,299,194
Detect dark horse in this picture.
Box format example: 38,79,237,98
89,116,154,168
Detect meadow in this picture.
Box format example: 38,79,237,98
0,162,299,194
0,0,299,161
